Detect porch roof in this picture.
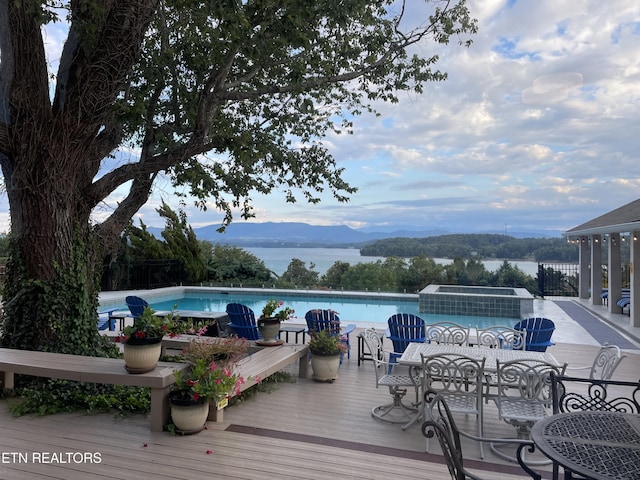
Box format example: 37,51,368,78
564,198,640,237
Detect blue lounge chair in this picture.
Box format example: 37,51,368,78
514,317,555,352
226,303,261,340
386,313,426,372
305,309,355,360
97,308,118,331
125,295,149,319
600,289,608,305
601,288,629,306
617,297,631,308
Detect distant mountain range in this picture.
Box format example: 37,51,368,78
165,222,563,247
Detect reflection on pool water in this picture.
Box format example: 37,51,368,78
106,287,519,329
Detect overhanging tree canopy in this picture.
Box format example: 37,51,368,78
0,0,477,353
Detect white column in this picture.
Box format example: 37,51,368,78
590,234,602,305
579,236,590,299
631,232,640,327
608,233,622,314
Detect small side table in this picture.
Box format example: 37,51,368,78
279,326,307,344
357,331,384,366
108,310,131,331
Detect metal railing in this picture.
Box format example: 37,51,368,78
537,263,631,297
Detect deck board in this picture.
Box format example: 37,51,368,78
0,335,638,479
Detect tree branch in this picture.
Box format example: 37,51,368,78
94,174,156,250
4,2,51,130
0,0,14,132
54,1,159,125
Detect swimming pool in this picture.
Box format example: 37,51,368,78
102,287,520,329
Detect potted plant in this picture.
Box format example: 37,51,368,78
118,307,194,374
181,337,250,369
258,299,294,343
180,337,250,423
308,328,347,382
169,357,245,433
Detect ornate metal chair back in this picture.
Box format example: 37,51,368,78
426,321,469,346
551,373,640,414
496,359,566,405
475,326,526,350
589,343,626,380
362,328,389,384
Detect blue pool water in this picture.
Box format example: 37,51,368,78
112,290,518,328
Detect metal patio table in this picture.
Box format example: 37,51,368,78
398,342,561,371
531,411,640,480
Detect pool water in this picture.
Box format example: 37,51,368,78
116,290,518,329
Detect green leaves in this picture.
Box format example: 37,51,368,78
204,243,273,285
123,0,477,225
9,380,151,417
124,201,206,284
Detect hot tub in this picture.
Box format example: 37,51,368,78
419,284,534,319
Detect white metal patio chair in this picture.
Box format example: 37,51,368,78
361,328,421,425
565,343,626,381
421,352,487,458
491,358,567,464
474,326,527,402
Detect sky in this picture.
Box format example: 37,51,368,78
1,1,639,237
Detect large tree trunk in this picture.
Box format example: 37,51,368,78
0,146,110,355
0,2,158,355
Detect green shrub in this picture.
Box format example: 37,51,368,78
8,379,150,417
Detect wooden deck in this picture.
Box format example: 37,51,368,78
0,337,639,479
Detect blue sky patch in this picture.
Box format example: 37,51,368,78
493,36,539,60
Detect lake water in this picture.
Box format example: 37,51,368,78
245,247,539,277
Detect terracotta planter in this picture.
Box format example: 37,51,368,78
169,395,208,434
123,337,162,374
310,353,340,382
257,318,281,343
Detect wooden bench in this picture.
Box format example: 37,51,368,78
0,343,310,428
209,343,310,422
0,348,190,432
